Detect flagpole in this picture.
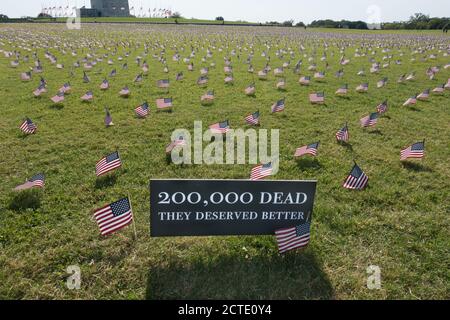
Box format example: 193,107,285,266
128,193,138,240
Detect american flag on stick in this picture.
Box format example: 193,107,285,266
165,135,187,154
245,111,260,126
100,79,110,90
33,83,47,97
176,72,184,81
403,95,417,106
275,221,311,254
96,151,122,177
245,83,256,95
309,92,325,104
250,162,274,181
20,117,37,134
271,99,285,113
59,82,71,93
432,84,445,93
81,91,94,101
197,76,208,86
157,79,170,89
377,101,388,114
209,120,230,134
51,91,65,104
299,76,311,86
336,123,349,143
335,84,348,95
135,102,149,118
417,89,430,101
201,90,215,103
401,141,425,161
295,142,319,158
156,98,173,110
14,173,45,191
21,71,32,81
105,108,114,127
343,163,369,190
119,86,130,97
360,113,378,128
356,83,369,92
93,197,133,236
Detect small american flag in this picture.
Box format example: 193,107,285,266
14,173,45,191
51,91,64,104
59,82,71,93
433,84,445,93
377,101,388,114
335,84,348,95
21,71,32,81
96,151,122,177
157,79,170,88
83,72,90,83
295,142,319,157
81,91,94,101
275,222,311,254
201,90,215,102
33,83,47,97
309,92,325,104
134,73,143,83
100,79,109,90
94,197,133,236
343,163,369,190
245,83,256,95
271,99,285,113
209,120,230,134
401,141,425,161
105,108,114,126
197,76,208,86
245,111,260,126
250,162,273,181
336,123,349,142
299,76,311,85
377,78,388,88
360,113,378,128
166,136,187,154
403,95,417,106
135,102,149,118
356,83,369,92
176,72,184,81
119,86,130,97
156,98,173,110
417,89,430,101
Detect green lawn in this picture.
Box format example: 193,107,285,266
0,24,449,300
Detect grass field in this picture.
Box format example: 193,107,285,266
0,23,449,300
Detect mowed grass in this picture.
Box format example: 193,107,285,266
0,24,449,300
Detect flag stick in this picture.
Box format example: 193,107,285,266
128,193,138,240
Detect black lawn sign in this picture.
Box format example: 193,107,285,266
150,180,317,237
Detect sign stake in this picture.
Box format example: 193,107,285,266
128,193,137,240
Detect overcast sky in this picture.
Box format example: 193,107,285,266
1,0,449,23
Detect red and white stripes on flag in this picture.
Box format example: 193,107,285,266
275,222,311,254
94,197,133,236
96,152,122,177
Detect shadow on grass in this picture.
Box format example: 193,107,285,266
368,129,383,136
409,106,421,112
49,104,64,110
338,141,353,151
9,190,41,211
95,174,118,189
296,157,322,170
402,161,432,172
145,251,334,300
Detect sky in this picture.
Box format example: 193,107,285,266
1,0,449,23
